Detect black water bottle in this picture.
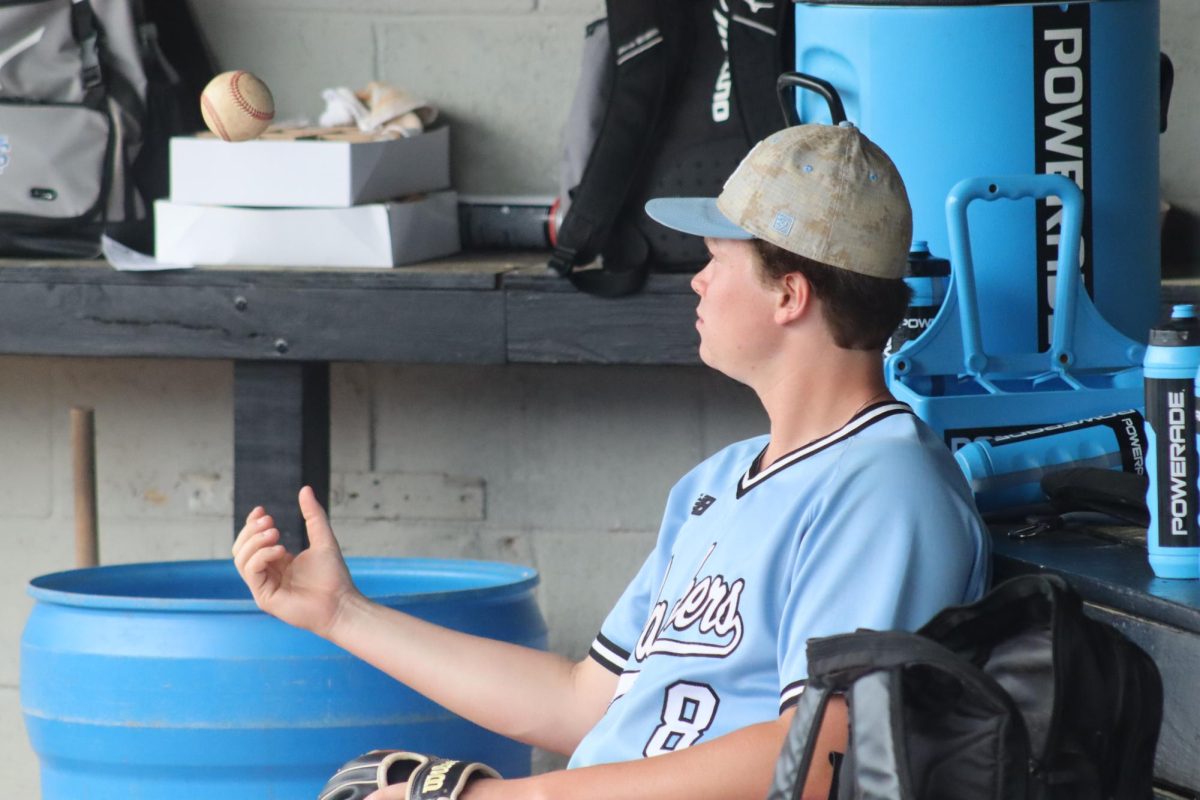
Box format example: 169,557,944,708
883,241,950,357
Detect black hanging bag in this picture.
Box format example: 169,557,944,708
769,574,1163,800
550,0,791,297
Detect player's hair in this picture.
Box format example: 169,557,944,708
751,239,911,351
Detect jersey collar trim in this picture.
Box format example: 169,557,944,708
736,402,913,498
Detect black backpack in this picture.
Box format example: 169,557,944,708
549,0,792,297
769,574,1162,800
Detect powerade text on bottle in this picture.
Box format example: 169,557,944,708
954,410,1146,513
1144,304,1200,579
883,241,949,358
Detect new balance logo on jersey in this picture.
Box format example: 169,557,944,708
691,494,717,516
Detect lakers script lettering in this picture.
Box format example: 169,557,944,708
635,544,745,660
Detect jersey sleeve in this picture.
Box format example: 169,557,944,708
776,435,990,712
585,552,656,674
586,478,697,675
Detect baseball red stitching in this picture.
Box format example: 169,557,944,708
229,70,273,121
201,92,232,141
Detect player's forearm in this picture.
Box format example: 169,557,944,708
472,713,799,800
469,699,844,800
326,590,603,754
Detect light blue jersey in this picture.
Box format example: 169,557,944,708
568,402,990,769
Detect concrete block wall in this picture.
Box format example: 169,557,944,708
3,0,1198,794
190,0,610,197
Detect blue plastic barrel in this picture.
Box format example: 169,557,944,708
793,0,1162,353
21,558,547,798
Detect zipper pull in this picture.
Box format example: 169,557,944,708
1007,514,1064,540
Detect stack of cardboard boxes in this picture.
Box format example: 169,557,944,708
155,127,459,268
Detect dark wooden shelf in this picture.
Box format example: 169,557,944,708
0,254,700,365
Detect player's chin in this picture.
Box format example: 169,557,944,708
696,342,719,372
697,346,749,385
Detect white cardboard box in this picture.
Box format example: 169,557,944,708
168,126,450,208
155,191,460,268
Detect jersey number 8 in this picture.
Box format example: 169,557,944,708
643,681,720,757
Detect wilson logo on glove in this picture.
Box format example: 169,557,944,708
318,750,500,800
421,760,455,793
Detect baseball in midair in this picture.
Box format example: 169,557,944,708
200,70,275,142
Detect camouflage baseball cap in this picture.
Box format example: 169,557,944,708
645,123,913,279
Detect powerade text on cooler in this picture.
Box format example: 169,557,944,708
1144,304,1200,579
954,411,1145,513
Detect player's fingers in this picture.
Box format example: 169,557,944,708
364,783,409,800
232,509,271,556
232,515,275,562
243,542,288,593
298,486,339,549
234,525,279,574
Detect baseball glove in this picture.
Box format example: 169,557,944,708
318,749,501,800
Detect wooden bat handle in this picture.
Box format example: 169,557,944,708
71,407,99,568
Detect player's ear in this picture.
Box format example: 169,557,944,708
774,271,812,325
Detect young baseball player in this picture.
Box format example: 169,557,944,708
232,122,989,800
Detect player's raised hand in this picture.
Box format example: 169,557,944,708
232,485,359,638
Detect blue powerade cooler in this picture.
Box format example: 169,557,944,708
884,174,1145,447
792,0,1165,355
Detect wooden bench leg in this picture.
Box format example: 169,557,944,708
233,361,330,552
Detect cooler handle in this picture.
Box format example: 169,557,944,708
775,72,848,127
1160,52,1174,134
945,174,1085,382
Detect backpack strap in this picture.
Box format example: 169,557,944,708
82,0,151,227
768,681,836,800
728,0,792,144
70,0,105,107
549,0,689,295
562,236,651,297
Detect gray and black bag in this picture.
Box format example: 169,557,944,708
0,0,210,256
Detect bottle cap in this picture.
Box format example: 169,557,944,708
905,246,950,278
1150,306,1200,346
953,440,993,483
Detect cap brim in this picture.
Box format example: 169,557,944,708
644,198,753,240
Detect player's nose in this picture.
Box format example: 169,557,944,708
691,262,712,296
